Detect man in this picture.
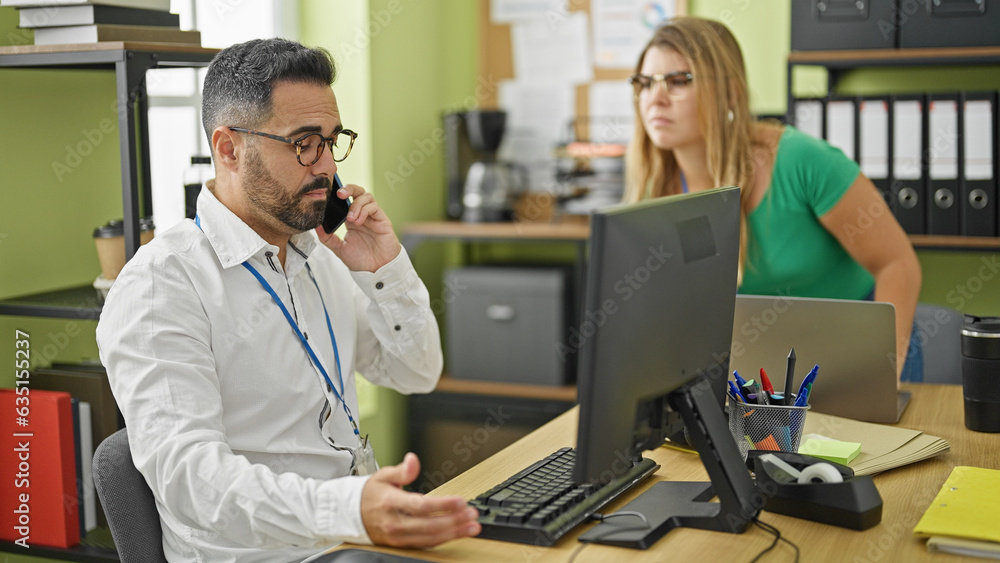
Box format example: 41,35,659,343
96,38,480,562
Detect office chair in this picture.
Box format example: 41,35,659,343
93,428,167,563
913,303,963,384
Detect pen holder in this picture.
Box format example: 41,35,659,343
727,399,810,460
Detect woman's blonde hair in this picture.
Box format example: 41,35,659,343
624,17,763,272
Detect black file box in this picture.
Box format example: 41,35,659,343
891,94,928,234
898,0,1000,48
791,0,897,51
959,92,999,237
927,94,962,235
445,266,575,386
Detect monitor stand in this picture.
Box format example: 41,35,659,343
578,381,760,549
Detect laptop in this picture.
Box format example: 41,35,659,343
730,295,911,424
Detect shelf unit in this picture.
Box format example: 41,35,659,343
786,46,1000,122
0,42,218,562
786,46,1000,243
403,220,1000,252
0,42,218,322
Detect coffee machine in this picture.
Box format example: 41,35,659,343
443,110,523,222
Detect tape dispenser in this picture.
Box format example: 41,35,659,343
746,450,883,530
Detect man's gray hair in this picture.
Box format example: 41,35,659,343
201,38,336,154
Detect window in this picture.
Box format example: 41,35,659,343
146,0,298,232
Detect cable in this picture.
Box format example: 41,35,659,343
590,511,650,527
749,517,800,563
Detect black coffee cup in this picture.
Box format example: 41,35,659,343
961,315,1000,433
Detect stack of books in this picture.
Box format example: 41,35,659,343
1,0,201,46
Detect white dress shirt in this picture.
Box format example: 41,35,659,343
96,187,443,562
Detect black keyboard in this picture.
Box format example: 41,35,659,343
469,447,658,546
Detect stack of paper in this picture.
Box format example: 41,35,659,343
914,466,1000,559
801,412,950,475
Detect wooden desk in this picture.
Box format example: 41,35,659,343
363,384,998,562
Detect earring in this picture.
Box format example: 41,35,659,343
727,109,734,123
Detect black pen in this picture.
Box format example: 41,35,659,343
783,348,796,406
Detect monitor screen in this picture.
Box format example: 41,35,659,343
573,187,741,486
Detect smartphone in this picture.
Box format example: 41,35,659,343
322,173,352,234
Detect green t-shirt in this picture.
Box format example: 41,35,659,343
740,126,874,299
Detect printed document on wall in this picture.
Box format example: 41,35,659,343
511,11,592,84
492,0,565,23
588,81,635,144
593,0,675,68
498,81,575,190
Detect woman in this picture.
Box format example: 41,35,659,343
625,17,922,380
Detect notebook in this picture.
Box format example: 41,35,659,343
730,295,910,423
914,466,1000,557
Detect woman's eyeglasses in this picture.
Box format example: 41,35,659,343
628,72,694,99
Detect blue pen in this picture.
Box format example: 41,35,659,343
733,370,748,389
794,365,819,407
728,381,745,403
795,365,819,400
795,383,812,407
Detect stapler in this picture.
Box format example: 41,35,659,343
746,450,883,530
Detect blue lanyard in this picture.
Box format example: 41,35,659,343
680,171,688,194
195,215,359,437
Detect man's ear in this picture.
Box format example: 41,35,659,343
212,127,240,172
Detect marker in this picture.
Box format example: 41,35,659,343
759,368,775,396
783,348,796,406
743,379,766,405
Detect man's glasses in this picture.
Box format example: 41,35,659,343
628,71,694,99
229,127,358,166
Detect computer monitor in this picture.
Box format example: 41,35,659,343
573,186,759,548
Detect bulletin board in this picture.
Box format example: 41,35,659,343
477,0,686,143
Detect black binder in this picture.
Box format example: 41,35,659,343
959,92,999,237
927,94,961,235
890,94,926,234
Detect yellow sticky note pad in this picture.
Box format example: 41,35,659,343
798,438,862,465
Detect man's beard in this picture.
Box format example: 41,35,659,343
243,148,330,232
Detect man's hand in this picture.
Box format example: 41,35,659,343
360,453,481,547
315,183,401,273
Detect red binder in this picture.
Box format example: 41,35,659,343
0,388,80,548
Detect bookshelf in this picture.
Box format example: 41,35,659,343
0,42,218,562
786,46,1000,118
402,220,1000,253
